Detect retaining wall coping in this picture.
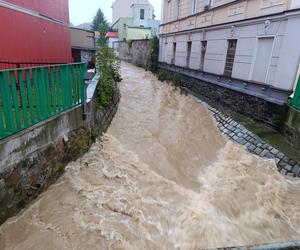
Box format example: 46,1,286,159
86,73,100,103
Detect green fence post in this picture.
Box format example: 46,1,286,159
292,74,300,110
10,71,21,130
39,68,48,119
77,65,82,104
33,69,41,121
66,65,72,108
75,65,80,105
0,71,15,134
18,70,29,127
79,63,87,104
0,92,4,138
0,110,4,138
60,66,67,110
70,65,75,106
26,69,35,124
50,67,56,114
55,66,61,112
43,67,51,116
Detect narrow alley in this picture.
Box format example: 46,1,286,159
1,62,300,250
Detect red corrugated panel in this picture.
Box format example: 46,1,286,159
0,2,72,67
4,0,69,23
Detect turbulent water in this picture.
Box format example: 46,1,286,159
1,62,300,250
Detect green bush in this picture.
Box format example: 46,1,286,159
91,125,104,141
69,131,90,157
98,76,117,107
96,45,122,108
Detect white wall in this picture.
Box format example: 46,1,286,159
290,0,300,8
132,3,154,27
109,38,119,48
160,15,300,91
112,0,134,23
112,0,154,23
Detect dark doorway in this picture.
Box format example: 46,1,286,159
224,39,237,77
172,42,176,64
186,41,192,68
200,40,207,71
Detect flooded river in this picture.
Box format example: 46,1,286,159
1,62,300,249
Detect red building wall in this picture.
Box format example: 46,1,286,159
0,0,72,69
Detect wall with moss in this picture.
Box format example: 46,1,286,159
115,39,151,68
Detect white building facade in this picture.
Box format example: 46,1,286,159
112,0,160,40
112,0,154,23
159,0,300,104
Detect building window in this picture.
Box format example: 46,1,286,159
175,0,180,20
224,39,237,78
204,0,213,11
140,9,145,20
186,41,192,68
191,0,197,14
172,42,177,64
200,41,207,71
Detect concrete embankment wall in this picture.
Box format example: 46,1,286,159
159,63,288,128
114,39,151,68
0,75,120,224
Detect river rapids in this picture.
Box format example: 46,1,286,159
0,62,300,249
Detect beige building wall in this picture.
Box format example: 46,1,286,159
70,28,95,49
159,0,300,99
161,0,294,34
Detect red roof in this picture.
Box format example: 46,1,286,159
106,32,118,38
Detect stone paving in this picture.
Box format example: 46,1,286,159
207,105,300,178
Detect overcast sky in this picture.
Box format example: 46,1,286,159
69,0,161,25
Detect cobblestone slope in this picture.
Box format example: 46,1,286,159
207,105,300,177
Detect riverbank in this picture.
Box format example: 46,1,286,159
206,104,300,177
1,62,300,250
0,75,120,225
156,66,300,177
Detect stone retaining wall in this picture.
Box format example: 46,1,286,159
159,64,287,128
0,80,120,224
115,39,151,68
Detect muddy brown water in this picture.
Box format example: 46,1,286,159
1,62,300,250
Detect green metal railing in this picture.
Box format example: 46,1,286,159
291,74,300,110
0,63,86,140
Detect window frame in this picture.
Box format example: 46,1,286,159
140,9,145,20
191,0,198,14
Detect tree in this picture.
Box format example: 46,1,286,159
147,36,160,73
92,8,109,46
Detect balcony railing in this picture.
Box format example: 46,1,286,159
0,63,86,140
